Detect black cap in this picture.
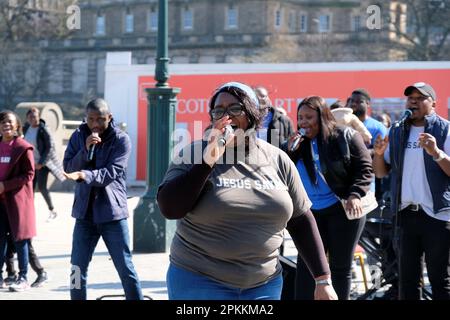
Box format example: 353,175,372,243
404,82,436,101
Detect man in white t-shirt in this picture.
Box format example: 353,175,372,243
373,82,450,300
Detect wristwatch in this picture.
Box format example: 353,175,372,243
433,149,446,162
315,278,332,286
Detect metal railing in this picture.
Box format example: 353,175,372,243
62,120,82,144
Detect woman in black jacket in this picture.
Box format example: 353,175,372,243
286,96,373,300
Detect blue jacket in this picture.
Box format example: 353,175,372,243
388,112,450,214
63,121,130,223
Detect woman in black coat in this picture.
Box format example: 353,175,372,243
286,96,373,300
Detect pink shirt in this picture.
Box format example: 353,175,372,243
0,139,14,181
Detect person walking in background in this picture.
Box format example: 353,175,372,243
23,107,65,222
158,82,337,300
63,98,143,300
0,110,37,292
373,82,450,300
285,96,373,300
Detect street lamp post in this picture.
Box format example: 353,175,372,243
133,0,180,253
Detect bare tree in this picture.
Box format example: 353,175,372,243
0,0,75,108
389,0,450,60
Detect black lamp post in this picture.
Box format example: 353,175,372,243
133,0,180,253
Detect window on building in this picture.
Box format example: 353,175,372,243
183,7,193,30
275,9,282,28
318,14,331,33
406,12,415,34
72,59,88,93
96,14,105,36
148,7,158,31
50,0,61,11
351,15,361,32
300,13,308,32
48,61,63,94
395,4,402,36
226,4,238,29
125,10,134,33
97,58,106,94
288,10,295,32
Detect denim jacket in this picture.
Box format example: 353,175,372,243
63,121,130,223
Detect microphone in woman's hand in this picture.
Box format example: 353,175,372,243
290,128,306,152
218,125,234,147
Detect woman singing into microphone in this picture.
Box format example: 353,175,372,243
285,96,373,300
157,82,337,300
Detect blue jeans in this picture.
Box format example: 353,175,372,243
0,206,29,280
167,263,283,300
70,218,143,300
14,240,29,279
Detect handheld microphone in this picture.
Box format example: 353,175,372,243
218,125,234,147
290,128,306,152
88,132,99,161
395,109,413,127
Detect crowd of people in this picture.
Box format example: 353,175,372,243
0,80,449,300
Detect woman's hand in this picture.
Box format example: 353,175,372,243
345,195,363,219
314,283,338,300
287,131,303,152
203,117,234,167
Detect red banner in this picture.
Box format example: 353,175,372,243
137,69,450,180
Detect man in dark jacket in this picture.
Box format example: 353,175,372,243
254,86,295,256
254,86,294,148
63,98,143,300
373,82,450,300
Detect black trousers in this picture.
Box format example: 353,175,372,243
295,201,366,300
34,166,54,211
398,208,450,300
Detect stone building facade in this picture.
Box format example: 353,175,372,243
5,0,442,117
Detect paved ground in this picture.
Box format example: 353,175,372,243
0,189,169,300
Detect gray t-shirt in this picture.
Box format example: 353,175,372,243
24,126,40,163
162,138,311,288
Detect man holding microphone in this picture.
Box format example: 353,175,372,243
373,83,450,300
63,98,143,300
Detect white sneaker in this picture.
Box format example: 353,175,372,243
46,210,57,222
9,277,30,292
